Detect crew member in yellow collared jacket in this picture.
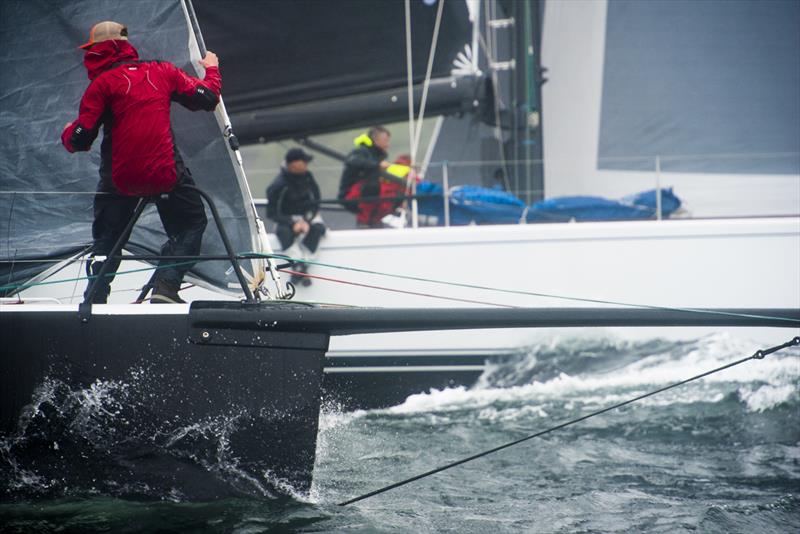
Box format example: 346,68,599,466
338,125,399,228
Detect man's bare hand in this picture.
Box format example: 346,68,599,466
199,51,219,69
63,122,72,133
379,161,390,169
293,220,310,234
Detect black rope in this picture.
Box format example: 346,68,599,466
338,336,800,506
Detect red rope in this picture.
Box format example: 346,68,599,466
280,269,517,308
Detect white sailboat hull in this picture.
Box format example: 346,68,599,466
12,216,799,409
16,216,800,348
288,217,800,355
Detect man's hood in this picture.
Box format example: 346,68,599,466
83,39,139,80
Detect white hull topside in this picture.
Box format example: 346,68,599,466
296,216,800,352
12,217,800,352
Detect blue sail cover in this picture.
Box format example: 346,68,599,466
417,183,527,225
526,188,682,223
417,183,681,225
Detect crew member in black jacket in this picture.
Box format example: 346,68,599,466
266,148,326,283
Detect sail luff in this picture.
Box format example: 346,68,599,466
180,0,282,297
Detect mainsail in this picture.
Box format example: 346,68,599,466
0,0,259,296
192,0,482,142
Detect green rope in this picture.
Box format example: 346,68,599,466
5,250,796,325
0,261,197,293
255,253,799,323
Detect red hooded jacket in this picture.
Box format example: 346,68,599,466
61,40,221,196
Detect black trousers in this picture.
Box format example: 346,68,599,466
87,172,207,299
275,222,326,253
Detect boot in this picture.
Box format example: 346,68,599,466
150,278,186,304
289,261,311,287
84,260,110,303
84,286,110,304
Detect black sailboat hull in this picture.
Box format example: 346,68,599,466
1,304,328,500
3,302,797,499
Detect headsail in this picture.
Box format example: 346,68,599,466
0,0,260,296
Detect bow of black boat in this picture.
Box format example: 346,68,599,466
1,301,333,499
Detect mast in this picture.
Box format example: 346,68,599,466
482,0,545,203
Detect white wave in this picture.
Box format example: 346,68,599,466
738,384,798,412
477,404,549,423
384,333,800,416
262,469,309,502
317,404,368,433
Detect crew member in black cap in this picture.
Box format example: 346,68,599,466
266,148,326,284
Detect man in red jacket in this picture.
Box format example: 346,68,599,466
62,21,221,304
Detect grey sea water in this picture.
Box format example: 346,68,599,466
2,333,799,533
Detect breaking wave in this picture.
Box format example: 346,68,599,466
381,333,800,417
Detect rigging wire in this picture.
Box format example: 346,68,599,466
406,0,446,229
3,250,797,325
264,254,799,323
403,0,420,228
0,191,112,195
4,192,18,296
411,0,445,159
1,151,795,196
70,255,86,302
280,268,516,308
404,0,417,165
8,249,793,324
4,192,15,261
0,260,197,293
337,336,800,506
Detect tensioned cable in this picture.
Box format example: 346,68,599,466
406,0,446,230
5,251,797,324
5,192,16,263
261,253,799,323
1,150,795,186
4,249,797,324
2,258,99,264
337,336,800,506
5,282,198,305
411,0,445,159
404,0,417,165
280,268,516,308
0,260,197,293
0,191,112,195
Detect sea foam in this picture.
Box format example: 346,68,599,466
383,333,799,416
